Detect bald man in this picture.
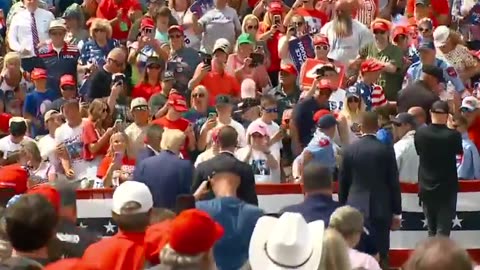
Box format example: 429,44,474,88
408,106,427,127
87,48,127,100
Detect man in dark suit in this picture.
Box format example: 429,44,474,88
192,126,258,206
133,139,193,209
136,125,163,165
339,111,402,268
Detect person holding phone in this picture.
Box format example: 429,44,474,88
96,132,136,187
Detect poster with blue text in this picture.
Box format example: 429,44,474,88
288,35,315,71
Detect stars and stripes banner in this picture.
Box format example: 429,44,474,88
75,182,480,268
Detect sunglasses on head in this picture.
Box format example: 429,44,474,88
315,45,329,50
247,25,259,30
263,107,278,113
347,97,360,103
374,30,386,35
192,93,205,98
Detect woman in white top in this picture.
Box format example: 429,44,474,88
169,0,201,50
329,206,382,270
19,140,56,187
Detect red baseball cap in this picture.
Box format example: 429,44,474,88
168,25,184,35
31,68,47,80
392,26,408,41
280,64,297,76
167,92,188,112
44,259,98,270
318,78,334,90
360,59,385,73
0,165,28,195
313,35,329,46
145,220,172,265
268,1,283,14
141,17,155,29
371,20,390,32
60,74,76,87
168,209,224,255
27,185,61,212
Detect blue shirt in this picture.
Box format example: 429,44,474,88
376,128,393,146
292,98,325,147
405,58,465,93
79,38,120,66
305,130,336,172
37,43,80,97
350,82,373,111
457,132,480,180
197,197,264,270
23,89,57,137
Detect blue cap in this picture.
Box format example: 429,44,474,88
346,86,361,98
317,114,337,129
418,41,435,51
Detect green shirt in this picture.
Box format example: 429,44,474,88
366,43,404,101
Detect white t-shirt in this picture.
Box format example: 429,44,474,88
55,119,97,180
198,7,241,53
37,134,56,161
172,10,201,50
277,35,295,66
246,118,283,182
0,135,34,159
348,248,382,270
320,20,374,66
125,123,148,157
235,146,280,183
328,88,346,112
200,118,247,148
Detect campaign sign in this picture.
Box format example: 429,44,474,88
469,3,480,25
288,35,315,71
299,59,345,88
189,0,213,18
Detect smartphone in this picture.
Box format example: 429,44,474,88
114,152,123,163
273,15,281,25
175,194,196,214
202,53,212,66
112,73,125,86
114,119,123,131
315,68,323,77
250,53,264,68
208,112,217,118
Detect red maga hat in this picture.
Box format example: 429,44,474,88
313,35,329,46
360,59,385,73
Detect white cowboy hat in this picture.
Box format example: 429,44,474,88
249,212,325,270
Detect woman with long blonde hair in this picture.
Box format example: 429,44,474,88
82,99,114,164
317,228,352,270
339,89,366,138
96,132,136,187
0,52,29,116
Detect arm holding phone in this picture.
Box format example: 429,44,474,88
188,63,211,90
197,114,217,151
101,152,123,188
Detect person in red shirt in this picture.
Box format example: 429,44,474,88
97,132,136,187
405,0,449,27
96,0,142,41
132,57,163,102
82,99,113,163
461,97,480,152
152,92,196,159
44,258,98,270
82,181,153,270
285,0,328,33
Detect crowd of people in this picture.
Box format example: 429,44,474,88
0,0,477,268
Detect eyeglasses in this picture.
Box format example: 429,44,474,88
293,21,304,27
247,25,259,30
418,27,431,33
50,31,65,36
373,30,387,35
263,107,278,113
143,28,153,34
192,93,205,98
347,97,360,103
169,34,182,39
147,65,161,69
108,58,123,67
315,45,329,50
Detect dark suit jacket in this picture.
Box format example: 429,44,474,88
192,152,259,206
133,151,193,209
136,147,156,165
339,135,402,220
280,194,340,224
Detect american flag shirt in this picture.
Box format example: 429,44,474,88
356,0,378,26
349,81,387,111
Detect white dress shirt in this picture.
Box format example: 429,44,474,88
394,130,419,183
7,8,54,58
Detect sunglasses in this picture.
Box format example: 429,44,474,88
169,34,182,39
147,65,161,69
143,28,153,34
247,25,259,30
263,107,278,113
315,45,329,50
293,21,304,27
347,97,360,103
374,30,386,35
62,86,76,91
418,27,431,33
133,105,148,111
460,107,474,113
192,93,205,98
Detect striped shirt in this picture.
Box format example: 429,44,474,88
349,81,387,111
355,0,378,26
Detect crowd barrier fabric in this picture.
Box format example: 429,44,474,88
75,181,480,268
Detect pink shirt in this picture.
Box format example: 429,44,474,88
348,248,382,270
225,53,271,89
